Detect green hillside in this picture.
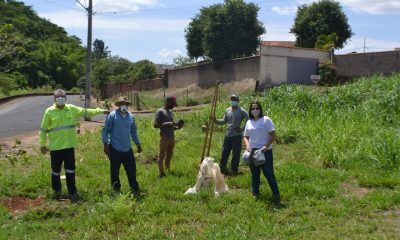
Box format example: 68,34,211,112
0,1,86,91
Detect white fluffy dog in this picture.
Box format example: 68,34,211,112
185,157,229,196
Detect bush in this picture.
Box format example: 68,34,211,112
0,73,17,96
318,60,338,86
186,97,199,106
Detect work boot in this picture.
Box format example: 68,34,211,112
69,192,81,203
52,191,62,200
221,169,230,176
158,172,166,178
272,194,286,209
132,190,141,199
252,192,260,199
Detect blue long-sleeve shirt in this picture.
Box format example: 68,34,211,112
102,110,141,152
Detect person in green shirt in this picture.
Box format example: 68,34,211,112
39,89,109,201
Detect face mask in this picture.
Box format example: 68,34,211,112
251,109,260,117
167,103,174,110
55,97,66,106
120,105,128,113
231,101,238,107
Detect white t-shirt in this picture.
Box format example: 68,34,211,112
243,116,275,150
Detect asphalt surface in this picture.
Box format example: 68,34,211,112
0,95,106,140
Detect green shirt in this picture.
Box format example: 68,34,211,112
39,104,103,151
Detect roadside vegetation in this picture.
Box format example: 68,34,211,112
0,74,399,239
111,79,258,110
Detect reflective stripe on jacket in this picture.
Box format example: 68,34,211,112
39,104,103,151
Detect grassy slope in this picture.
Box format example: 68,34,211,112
1,75,399,239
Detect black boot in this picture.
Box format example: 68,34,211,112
273,194,286,208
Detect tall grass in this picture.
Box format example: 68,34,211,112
251,74,400,171
1,75,399,239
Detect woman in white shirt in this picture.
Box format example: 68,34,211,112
243,101,282,206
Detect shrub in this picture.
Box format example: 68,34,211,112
318,60,338,86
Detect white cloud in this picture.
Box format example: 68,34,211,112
77,0,158,12
337,37,400,54
339,0,400,14
261,24,296,41
271,6,297,15
41,11,189,32
157,48,182,58
295,0,400,14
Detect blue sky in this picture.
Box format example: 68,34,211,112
20,0,400,64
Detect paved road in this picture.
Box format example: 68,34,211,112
0,95,106,140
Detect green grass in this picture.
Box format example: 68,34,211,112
0,86,81,99
1,74,399,239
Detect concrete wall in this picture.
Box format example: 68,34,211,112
260,56,287,85
166,65,199,88
261,46,331,60
168,56,260,88
105,78,164,98
334,51,400,78
260,46,331,85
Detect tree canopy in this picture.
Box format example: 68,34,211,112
0,1,86,91
290,0,352,49
93,39,110,61
185,0,265,65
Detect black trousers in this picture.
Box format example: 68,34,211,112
50,148,77,195
109,145,140,193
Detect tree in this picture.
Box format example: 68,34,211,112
315,33,338,50
93,39,110,61
0,73,16,95
0,24,27,72
185,17,205,60
0,1,87,89
185,0,265,64
290,0,352,49
173,55,196,67
92,56,132,99
128,60,157,81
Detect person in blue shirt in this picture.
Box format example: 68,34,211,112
102,96,142,195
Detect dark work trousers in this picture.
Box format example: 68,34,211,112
109,145,140,193
249,149,280,196
50,148,77,195
220,135,243,173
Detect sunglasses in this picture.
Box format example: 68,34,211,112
251,108,260,110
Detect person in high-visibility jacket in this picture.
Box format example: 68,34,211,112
39,89,109,201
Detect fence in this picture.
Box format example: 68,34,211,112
105,77,164,99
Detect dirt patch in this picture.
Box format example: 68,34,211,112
140,155,158,165
0,196,46,215
341,181,372,197
0,120,104,158
379,208,400,235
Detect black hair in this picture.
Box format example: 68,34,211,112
248,100,264,119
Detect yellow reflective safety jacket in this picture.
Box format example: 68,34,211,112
39,104,104,151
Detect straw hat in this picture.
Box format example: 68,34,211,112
114,96,131,107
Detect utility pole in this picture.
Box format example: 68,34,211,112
76,0,93,120
363,37,366,53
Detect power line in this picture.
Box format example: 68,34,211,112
38,0,85,12
75,0,87,10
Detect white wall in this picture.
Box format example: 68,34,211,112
260,46,331,84
260,56,287,85
261,46,331,60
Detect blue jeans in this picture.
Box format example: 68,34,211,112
109,145,140,193
220,135,243,173
249,149,280,196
